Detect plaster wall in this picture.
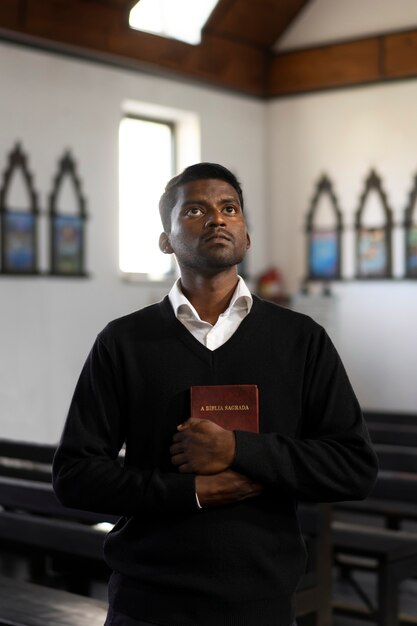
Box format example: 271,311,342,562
0,41,267,442
267,82,417,412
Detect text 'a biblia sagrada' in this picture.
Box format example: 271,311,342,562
200,405,250,412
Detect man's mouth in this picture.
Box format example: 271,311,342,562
202,232,232,243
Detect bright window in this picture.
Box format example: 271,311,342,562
129,0,219,45
119,116,174,278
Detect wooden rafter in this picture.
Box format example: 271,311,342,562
204,0,309,48
1,0,417,97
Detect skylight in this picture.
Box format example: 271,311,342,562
129,0,219,45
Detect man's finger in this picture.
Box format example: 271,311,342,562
169,442,184,455
171,453,186,466
178,462,193,474
177,417,205,431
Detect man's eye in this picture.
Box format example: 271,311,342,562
223,205,237,214
186,207,203,216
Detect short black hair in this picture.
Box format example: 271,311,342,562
159,162,244,232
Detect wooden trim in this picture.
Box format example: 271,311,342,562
269,28,417,97
0,0,21,28
384,30,417,79
0,0,267,97
268,37,382,96
203,0,310,49
3,1,417,97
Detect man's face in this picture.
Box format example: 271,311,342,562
161,178,250,273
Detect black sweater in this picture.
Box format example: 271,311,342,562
53,296,378,626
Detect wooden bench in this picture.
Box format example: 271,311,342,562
373,444,417,473
364,412,417,450
364,411,417,426
335,412,417,529
0,473,332,624
0,440,55,482
336,467,417,531
0,440,332,623
367,423,417,447
0,476,116,592
333,411,417,624
0,575,107,626
332,520,417,626
0,475,118,524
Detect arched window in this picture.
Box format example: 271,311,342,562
48,152,88,276
305,175,342,281
0,143,39,275
404,173,417,279
355,170,393,279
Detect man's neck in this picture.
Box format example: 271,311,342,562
179,269,239,325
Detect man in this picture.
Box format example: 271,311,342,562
53,162,378,626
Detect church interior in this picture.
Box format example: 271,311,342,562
0,0,416,624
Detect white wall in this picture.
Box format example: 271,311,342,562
0,41,267,443
2,39,416,442
267,82,417,412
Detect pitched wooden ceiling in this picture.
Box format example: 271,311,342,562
1,0,417,98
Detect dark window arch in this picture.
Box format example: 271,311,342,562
355,170,393,279
0,143,39,275
305,174,343,281
48,152,88,276
404,173,417,279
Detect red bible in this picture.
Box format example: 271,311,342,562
190,384,259,432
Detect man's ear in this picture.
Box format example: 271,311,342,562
159,232,174,254
246,233,251,250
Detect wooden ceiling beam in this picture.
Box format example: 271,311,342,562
3,1,417,99
384,30,417,79
82,0,136,8
108,29,268,96
0,0,21,29
269,38,381,96
0,0,267,97
269,28,417,97
204,0,310,48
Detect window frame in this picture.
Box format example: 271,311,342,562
118,113,177,281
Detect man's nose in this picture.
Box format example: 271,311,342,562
205,208,225,227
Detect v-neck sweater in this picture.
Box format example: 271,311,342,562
53,295,378,626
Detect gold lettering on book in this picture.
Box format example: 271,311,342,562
203,404,249,412
225,405,249,411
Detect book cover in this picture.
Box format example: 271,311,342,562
190,384,259,432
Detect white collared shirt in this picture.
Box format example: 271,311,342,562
168,276,253,350
169,277,252,509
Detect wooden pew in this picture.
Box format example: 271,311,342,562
364,411,417,448
367,423,417,447
332,520,417,626
0,476,116,592
335,411,417,529
336,466,417,530
0,439,125,483
363,411,417,426
373,444,417,473
0,576,107,626
333,411,417,625
0,509,331,626
0,475,118,524
0,440,54,482
0,475,332,624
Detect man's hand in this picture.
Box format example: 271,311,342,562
170,418,236,474
195,470,264,507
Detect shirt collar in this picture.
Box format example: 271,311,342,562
169,276,253,322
